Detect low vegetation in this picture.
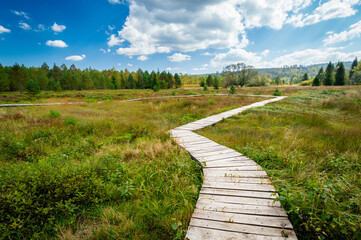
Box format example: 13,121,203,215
0,95,260,239
198,86,361,239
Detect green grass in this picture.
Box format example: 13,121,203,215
198,86,361,239
0,95,260,239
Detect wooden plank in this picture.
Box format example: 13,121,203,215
202,161,258,168
203,165,263,171
189,219,296,238
202,181,276,192
200,188,278,199
195,200,286,217
191,209,293,229
186,226,295,240
193,150,240,159
198,194,281,207
203,176,272,184
203,170,268,178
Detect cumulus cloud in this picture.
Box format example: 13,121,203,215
0,25,11,34
127,63,133,67
238,0,313,30
210,47,262,67
12,10,30,19
19,22,31,30
323,20,361,45
261,49,270,57
166,67,179,71
107,34,124,47
168,53,191,62
114,0,245,56
287,0,360,27
46,40,68,48
35,24,46,32
51,22,66,33
65,54,86,61
137,55,148,61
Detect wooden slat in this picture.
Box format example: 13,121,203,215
189,219,296,237
202,181,275,192
200,188,278,199
186,226,296,240
198,194,281,207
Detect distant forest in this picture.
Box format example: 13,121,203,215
0,62,182,93
1,58,360,94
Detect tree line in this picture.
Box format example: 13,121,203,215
0,63,182,93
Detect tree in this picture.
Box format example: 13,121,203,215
174,73,182,88
312,75,320,86
317,67,325,85
128,74,135,89
213,76,220,89
302,73,309,81
324,62,334,86
335,62,346,86
25,79,41,94
349,57,358,79
275,76,281,85
200,78,205,87
206,75,214,87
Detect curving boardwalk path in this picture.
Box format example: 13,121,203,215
170,96,297,240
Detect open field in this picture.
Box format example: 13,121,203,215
0,95,263,239
198,86,361,239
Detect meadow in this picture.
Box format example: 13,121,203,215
198,86,361,239
0,93,261,239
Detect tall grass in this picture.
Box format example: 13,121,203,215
199,87,361,239
0,96,260,239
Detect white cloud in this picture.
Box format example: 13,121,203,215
192,67,207,71
0,25,11,34
51,22,66,33
166,67,179,71
117,63,122,66
202,52,213,56
99,48,107,53
127,63,133,67
46,40,68,48
12,10,30,19
168,53,191,62
115,0,245,56
19,22,31,30
210,47,262,67
107,34,124,47
35,24,46,32
108,0,124,4
287,0,360,27
323,20,361,45
108,25,116,31
261,49,270,57
65,54,86,61
238,0,313,30
137,55,148,61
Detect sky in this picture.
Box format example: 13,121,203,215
0,0,361,74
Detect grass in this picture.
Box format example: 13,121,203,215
0,95,261,239
198,86,361,239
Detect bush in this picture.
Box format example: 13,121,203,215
48,110,61,118
273,89,282,96
203,85,208,91
229,85,236,94
208,100,215,105
153,85,159,92
64,117,77,126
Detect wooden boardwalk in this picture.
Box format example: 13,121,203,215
171,96,297,240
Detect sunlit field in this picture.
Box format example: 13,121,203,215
198,86,361,239
0,94,261,239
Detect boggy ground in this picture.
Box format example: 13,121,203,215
0,95,262,239
198,86,361,240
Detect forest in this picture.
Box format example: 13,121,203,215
0,62,182,93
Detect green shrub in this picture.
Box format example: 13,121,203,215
229,85,236,94
203,85,208,91
273,89,282,96
64,117,77,126
48,110,61,118
208,100,215,105
25,79,41,94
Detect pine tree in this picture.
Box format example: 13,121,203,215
174,73,182,88
213,76,219,89
229,85,236,94
335,62,346,86
206,74,214,87
25,79,41,94
349,57,358,79
324,62,334,86
312,75,320,86
302,73,309,81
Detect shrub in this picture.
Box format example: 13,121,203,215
229,85,236,94
208,100,215,105
64,117,77,126
48,110,61,118
153,85,159,92
203,85,208,91
273,89,282,96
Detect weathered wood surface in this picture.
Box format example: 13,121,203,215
170,96,297,239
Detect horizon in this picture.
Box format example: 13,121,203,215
1,0,361,74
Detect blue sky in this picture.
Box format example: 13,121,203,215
0,0,361,74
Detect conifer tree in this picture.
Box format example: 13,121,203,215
349,57,358,79
206,74,214,87
335,62,346,86
312,75,320,86
174,73,182,88
324,62,334,86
